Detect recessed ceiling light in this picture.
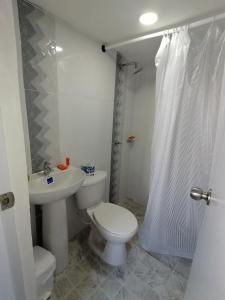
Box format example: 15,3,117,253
139,12,158,25
56,46,63,52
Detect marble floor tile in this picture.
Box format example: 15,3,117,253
91,287,110,300
49,291,58,300
174,258,192,279
153,271,187,300
113,287,139,300
145,267,171,288
62,289,82,300
132,259,149,281
110,265,130,285
153,284,184,300
101,276,122,298
166,271,187,294
75,273,99,299
124,273,152,298
53,273,73,299
64,264,86,287
78,256,96,273
128,244,149,262
142,251,172,274
89,265,110,284
142,286,160,300
151,252,182,270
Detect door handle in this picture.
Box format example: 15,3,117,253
0,192,15,211
190,187,212,205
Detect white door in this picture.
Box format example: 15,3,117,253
0,1,36,299
0,110,26,300
184,84,225,299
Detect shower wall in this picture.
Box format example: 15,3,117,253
118,65,155,205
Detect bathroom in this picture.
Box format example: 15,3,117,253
1,0,225,299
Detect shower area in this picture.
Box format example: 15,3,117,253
109,14,225,264
110,54,155,205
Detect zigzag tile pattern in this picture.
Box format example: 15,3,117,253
18,0,56,172
110,54,126,203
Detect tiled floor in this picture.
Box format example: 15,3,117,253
51,199,192,300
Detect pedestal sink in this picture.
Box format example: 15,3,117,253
29,166,85,273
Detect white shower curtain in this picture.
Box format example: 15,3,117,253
139,24,225,258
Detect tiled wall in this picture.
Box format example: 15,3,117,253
55,18,116,238
125,69,155,204
18,0,60,173
17,0,116,240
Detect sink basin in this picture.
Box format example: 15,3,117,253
28,166,85,273
29,166,85,205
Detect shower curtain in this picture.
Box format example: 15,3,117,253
139,24,225,258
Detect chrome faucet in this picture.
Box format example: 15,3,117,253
43,161,52,176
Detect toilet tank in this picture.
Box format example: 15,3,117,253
76,170,107,210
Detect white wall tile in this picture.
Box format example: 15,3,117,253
55,19,116,237
56,19,116,102
120,67,155,205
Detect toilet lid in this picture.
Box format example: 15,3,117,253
93,203,138,236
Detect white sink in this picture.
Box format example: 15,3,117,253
28,166,85,273
29,166,85,205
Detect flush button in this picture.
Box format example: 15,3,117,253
0,192,15,211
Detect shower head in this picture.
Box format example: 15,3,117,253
119,61,143,75
133,66,143,75
119,61,135,68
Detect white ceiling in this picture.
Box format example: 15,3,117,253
30,0,225,43
30,0,225,66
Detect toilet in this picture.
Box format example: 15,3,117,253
76,170,138,266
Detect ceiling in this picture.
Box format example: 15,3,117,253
29,0,225,43
30,0,225,66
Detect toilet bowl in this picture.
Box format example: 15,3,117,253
75,170,138,266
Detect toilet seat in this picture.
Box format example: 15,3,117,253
91,202,138,237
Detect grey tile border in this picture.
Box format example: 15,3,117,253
17,0,59,173
110,54,126,203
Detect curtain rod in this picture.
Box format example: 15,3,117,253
101,12,225,52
